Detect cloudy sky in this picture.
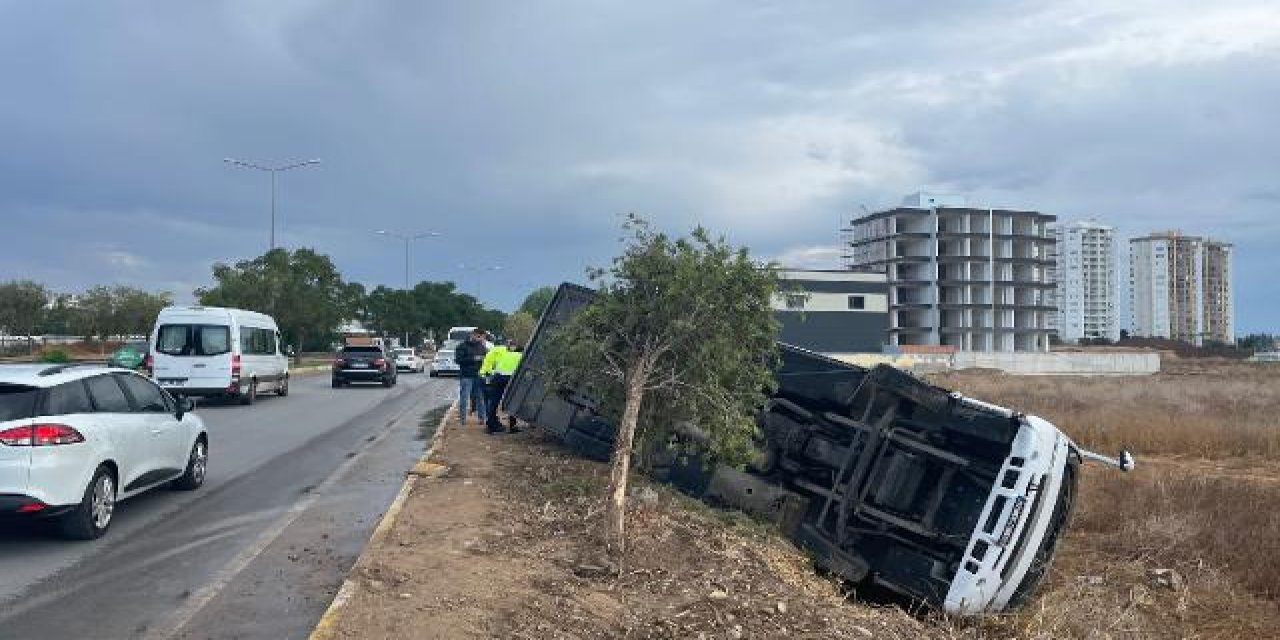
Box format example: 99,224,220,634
1,1,1276,331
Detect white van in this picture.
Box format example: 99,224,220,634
149,306,290,405
446,326,478,342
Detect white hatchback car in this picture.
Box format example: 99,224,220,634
0,364,208,539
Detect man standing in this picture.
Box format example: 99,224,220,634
481,340,523,434
454,328,489,425
479,339,509,434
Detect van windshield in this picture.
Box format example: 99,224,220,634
155,324,232,357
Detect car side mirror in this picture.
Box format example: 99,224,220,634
176,396,196,420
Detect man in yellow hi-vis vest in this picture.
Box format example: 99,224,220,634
480,340,523,433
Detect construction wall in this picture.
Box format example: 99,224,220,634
828,351,1161,376
951,351,1160,375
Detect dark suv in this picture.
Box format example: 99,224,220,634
331,345,398,388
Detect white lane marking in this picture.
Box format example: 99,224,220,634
0,525,251,621
142,382,441,640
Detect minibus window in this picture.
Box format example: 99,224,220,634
155,324,232,357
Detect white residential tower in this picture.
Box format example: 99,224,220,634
1129,231,1234,346
1050,221,1119,343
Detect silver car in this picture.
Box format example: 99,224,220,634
429,340,460,377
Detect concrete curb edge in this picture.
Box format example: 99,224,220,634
308,400,456,640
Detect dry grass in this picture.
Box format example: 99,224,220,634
930,364,1280,460
460,366,1280,638
1074,466,1280,600
494,432,936,639
489,429,1280,639
971,465,1280,639
930,366,1280,636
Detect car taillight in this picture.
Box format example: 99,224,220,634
333,357,346,369
0,424,85,447
0,427,31,446
231,354,242,378
143,354,154,371
373,358,387,368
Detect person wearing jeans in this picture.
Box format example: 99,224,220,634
454,329,489,424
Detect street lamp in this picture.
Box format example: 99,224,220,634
224,158,322,250
376,230,442,289
454,264,504,299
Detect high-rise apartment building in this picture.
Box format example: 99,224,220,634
1129,231,1234,345
845,192,1056,352
1049,221,1119,343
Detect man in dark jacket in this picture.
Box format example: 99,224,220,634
454,328,489,424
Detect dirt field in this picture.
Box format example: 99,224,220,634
327,365,1280,639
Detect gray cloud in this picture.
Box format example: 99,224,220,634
0,0,1275,330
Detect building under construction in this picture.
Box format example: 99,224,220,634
844,193,1056,352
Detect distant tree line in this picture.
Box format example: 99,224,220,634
2,247,542,355
1237,333,1277,352
196,248,522,352
0,280,172,346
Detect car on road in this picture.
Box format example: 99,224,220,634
107,341,149,371
332,345,398,388
150,306,290,405
0,363,208,539
392,348,425,373
429,340,461,377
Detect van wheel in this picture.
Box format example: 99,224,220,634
58,466,116,540
240,380,257,405
277,375,290,397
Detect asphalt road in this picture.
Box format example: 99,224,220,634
0,372,455,640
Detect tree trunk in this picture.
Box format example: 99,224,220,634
605,360,647,558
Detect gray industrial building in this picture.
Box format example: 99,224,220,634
772,269,889,353
844,193,1056,352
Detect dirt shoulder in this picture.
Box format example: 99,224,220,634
323,412,1280,639
323,412,933,639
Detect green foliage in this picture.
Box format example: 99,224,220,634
196,248,355,351
38,349,70,363
0,280,50,339
503,311,537,347
1238,333,1277,352
547,215,780,467
73,286,172,339
518,286,557,320
363,281,507,345
42,294,79,335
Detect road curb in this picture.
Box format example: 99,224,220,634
308,400,455,640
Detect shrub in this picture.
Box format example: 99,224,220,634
39,349,71,364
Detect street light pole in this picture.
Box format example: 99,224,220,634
376,230,442,347
224,158,322,250
455,264,504,299
376,230,441,289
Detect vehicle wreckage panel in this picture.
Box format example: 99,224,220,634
501,283,1076,612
